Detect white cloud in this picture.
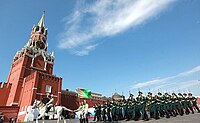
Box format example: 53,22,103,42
172,80,200,92
58,0,176,56
73,44,99,56
147,80,200,95
130,65,200,89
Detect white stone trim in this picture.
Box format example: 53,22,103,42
36,93,45,95
18,111,26,116
36,93,58,97
11,102,18,106
31,66,45,71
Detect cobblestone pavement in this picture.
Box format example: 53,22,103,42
27,113,200,123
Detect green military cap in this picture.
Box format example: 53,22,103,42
138,91,143,94
148,92,152,95
158,92,162,95
178,93,182,96
130,93,134,96
165,92,168,95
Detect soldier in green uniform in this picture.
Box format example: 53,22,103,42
163,92,170,118
170,93,177,117
96,103,101,121
111,101,117,121
151,94,159,119
115,101,120,121
167,93,173,116
137,91,149,121
125,99,131,121
102,104,107,122
146,92,155,119
119,101,124,120
106,102,112,122
183,93,194,114
181,93,190,114
122,98,128,120
174,92,183,116
135,95,141,121
126,94,133,121
131,94,137,120
93,104,98,121
157,92,165,117
121,96,126,120
188,93,200,113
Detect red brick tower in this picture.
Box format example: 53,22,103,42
6,13,62,121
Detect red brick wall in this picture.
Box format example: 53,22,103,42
79,98,106,107
6,56,25,106
0,106,19,122
61,94,106,110
17,72,37,122
0,82,11,106
61,94,79,110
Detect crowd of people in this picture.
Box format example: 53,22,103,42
38,91,199,123
92,91,200,122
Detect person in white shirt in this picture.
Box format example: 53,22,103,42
82,100,89,123
74,102,84,123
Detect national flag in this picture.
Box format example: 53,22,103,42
77,88,92,98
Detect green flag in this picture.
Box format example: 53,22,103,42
77,88,92,98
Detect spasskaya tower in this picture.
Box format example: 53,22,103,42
6,12,62,121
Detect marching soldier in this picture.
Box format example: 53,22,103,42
183,93,194,114
111,101,117,121
137,91,149,121
125,98,130,121
172,93,182,116
106,102,112,122
96,104,101,121
126,94,136,121
157,92,165,117
163,92,170,118
146,92,155,119
121,96,127,120
188,93,200,113
130,94,137,120
180,93,189,114
115,102,120,121
93,104,98,121
102,104,107,122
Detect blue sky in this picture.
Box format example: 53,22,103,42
0,0,200,97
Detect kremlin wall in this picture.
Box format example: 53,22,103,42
0,13,106,122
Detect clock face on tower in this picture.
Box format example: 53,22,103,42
36,40,46,49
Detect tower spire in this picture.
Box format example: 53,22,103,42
37,11,45,27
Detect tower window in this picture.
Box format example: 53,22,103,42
41,28,44,33
36,26,39,31
46,85,52,93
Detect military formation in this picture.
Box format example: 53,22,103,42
93,91,200,122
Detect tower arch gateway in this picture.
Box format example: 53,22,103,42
6,12,62,122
